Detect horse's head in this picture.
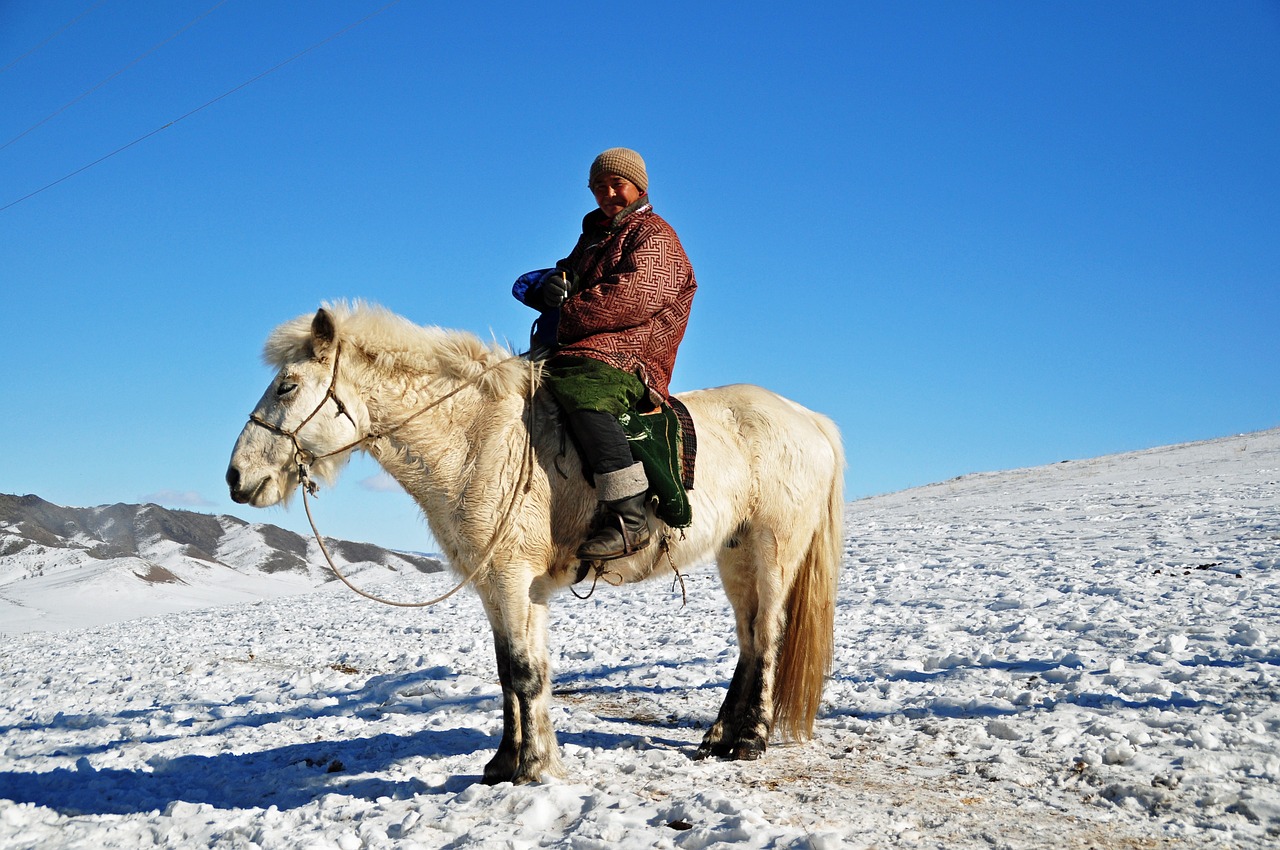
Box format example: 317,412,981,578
227,308,368,507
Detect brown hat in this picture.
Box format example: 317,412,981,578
589,147,648,193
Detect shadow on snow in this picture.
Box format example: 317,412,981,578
0,663,704,816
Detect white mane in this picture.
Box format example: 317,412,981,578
263,301,535,398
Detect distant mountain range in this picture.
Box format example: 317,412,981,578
0,494,445,633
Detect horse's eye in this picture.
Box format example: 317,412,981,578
277,382,298,397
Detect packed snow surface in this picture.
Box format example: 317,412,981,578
2,429,1278,848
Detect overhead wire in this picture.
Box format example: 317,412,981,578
0,0,405,214
1,0,233,152
0,0,109,75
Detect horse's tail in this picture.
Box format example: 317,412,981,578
774,413,844,741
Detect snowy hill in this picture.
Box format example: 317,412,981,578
0,495,444,633
0,429,1277,848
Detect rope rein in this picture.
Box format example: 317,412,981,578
245,343,530,607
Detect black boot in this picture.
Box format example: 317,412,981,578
577,492,652,561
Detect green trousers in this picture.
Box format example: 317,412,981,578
541,355,645,417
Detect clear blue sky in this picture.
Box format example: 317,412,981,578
2,1,1277,553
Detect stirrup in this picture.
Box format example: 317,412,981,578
576,512,650,562
570,560,625,599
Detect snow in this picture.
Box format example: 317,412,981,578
2,429,1279,848
0,507,431,634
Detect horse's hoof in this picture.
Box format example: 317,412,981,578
733,742,766,761
482,753,517,785
481,769,509,786
483,766,543,785
694,740,737,761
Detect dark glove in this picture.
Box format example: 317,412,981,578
541,270,576,307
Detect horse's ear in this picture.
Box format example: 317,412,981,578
310,308,337,358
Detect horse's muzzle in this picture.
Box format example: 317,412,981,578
226,465,252,504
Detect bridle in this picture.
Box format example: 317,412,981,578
241,341,534,607
246,342,525,489
246,343,359,496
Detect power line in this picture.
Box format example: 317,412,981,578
0,0,109,75
0,0,405,214
1,0,233,153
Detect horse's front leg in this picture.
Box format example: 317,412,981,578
483,635,521,783
480,576,564,785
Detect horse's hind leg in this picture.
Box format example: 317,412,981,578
698,530,787,761
696,652,773,761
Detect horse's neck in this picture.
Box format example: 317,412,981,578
361,355,526,503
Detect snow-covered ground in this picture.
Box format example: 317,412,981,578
2,429,1278,848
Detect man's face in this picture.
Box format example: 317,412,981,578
591,173,642,219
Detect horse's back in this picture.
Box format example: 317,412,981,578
677,383,841,466
676,384,843,525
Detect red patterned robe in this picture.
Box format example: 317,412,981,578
555,197,697,402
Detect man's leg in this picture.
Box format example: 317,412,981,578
543,357,653,560
565,410,651,560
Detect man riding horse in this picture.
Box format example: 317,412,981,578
513,147,697,562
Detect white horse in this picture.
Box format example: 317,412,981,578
227,303,845,784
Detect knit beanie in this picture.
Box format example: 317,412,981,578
589,148,648,193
